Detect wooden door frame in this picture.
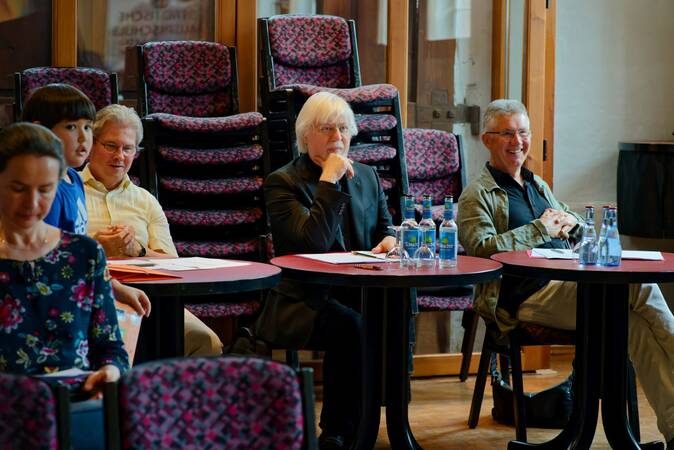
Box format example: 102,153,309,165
491,0,556,372
492,0,555,187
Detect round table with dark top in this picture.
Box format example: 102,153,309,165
124,261,281,362
271,254,502,450
492,250,674,450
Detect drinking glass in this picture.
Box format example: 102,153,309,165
385,226,408,269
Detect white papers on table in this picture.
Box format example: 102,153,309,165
298,252,390,264
530,249,663,261
113,257,250,271
34,368,93,378
621,250,664,260
530,249,578,259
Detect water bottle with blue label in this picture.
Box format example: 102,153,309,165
415,194,437,268
438,196,458,268
597,205,610,264
578,205,598,265
604,207,622,266
400,195,420,267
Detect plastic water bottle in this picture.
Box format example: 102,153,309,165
578,205,598,265
438,196,458,268
400,195,420,267
415,194,437,268
597,205,610,265
604,207,622,266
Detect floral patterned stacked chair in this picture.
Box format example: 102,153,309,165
103,356,318,449
13,66,119,120
403,127,477,381
259,14,408,222
137,40,269,326
0,373,70,449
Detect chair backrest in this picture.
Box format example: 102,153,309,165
138,41,238,118
260,15,361,93
14,67,118,119
115,356,306,449
0,373,63,449
404,128,466,205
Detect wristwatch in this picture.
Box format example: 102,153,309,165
137,241,147,257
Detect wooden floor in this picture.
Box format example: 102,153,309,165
313,353,663,449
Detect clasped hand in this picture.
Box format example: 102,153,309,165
95,224,139,257
539,208,577,240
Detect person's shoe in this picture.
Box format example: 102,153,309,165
318,433,345,450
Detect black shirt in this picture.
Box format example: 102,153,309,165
487,164,568,317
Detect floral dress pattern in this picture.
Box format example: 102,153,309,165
0,232,129,387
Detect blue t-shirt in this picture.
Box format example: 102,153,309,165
43,168,88,234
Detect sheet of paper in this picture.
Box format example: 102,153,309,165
35,368,93,378
298,252,390,264
530,249,664,261
621,250,663,260
112,257,251,271
152,257,250,271
530,249,578,259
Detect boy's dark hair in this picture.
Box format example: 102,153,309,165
21,83,96,129
0,122,65,175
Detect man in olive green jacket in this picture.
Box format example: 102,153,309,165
458,99,674,447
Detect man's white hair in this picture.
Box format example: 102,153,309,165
481,99,530,133
93,104,143,145
295,91,358,154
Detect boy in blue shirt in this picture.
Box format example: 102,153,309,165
22,84,150,317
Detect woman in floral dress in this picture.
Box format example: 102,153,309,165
0,122,128,447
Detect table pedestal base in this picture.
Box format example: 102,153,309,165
508,283,664,450
353,287,421,450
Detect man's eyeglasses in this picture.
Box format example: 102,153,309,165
315,124,351,136
485,129,531,140
99,141,137,156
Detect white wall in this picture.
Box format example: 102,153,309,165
555,0,674,211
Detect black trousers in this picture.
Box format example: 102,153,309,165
305,298,363,438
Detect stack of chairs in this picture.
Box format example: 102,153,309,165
258,14,408,223
104,356,318,449
404,127,477,381
137,40,268,327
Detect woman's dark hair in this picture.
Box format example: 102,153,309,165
0,123,65,175
21,83,96,129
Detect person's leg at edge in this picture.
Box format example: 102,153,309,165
305,299,363,448
184,309,224,356
626,284,674,445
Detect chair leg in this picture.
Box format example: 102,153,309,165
459,310,479,382
286,350,300,371
509,345,527,443
627,360,641,441
468,346,493,428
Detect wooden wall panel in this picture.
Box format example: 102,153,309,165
523,0,547,178
52,0,77,66
491,0,507,99
235,0,256,112
215,0,236,46
543,0,556,187
388,0,408,126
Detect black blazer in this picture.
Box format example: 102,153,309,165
255,154,393,347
